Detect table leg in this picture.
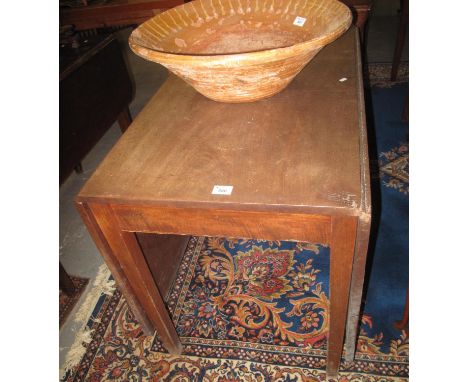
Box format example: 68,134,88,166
344,216,371,362
394,286,409,330
59,262,77,296
76,201,155,337
390,0,408,81
74,162,84,174
354,7,370,46
79,202,183,354
79,202,182,354
327,216,358,378
117,106,132,133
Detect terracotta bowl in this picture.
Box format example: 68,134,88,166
129,0,352,103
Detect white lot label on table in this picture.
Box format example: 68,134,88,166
293,16,307,27
212,185,233,195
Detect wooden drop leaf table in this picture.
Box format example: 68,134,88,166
76,27,371,378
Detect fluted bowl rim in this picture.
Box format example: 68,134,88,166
129,0,352,67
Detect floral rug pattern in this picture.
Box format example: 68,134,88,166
62,238,408,382
174,239,330,349
365,63,409,88
379,144,409,195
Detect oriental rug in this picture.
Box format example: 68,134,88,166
365,62,409,88
61,84,409,382
60,275,89,328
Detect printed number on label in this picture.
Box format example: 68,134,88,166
212,185,233,195
293,16,307,27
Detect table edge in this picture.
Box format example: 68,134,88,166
76,194,369,218
76,28,371,221
354,28,372,220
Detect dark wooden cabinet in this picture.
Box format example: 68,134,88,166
60,34,133,184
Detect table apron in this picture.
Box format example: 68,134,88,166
111,204,332,244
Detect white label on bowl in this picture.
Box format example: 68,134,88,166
293,16,307,27
212,185,233,195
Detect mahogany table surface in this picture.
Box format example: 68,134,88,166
78,28,369,218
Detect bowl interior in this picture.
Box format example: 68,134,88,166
131,0,351,55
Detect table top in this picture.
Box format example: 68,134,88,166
78,27,370,217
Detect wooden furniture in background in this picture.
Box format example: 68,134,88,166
60,34,133,184
59,262,77,296
402,95,409,122
60,0,185,30
394,287,409,330
341,0,372,42
391,0,408,81
76,28,371,377
60,0,372,43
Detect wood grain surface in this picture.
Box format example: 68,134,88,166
343,29,372,361
78,28,363,217
87,202,183,353
60,0,185,30
136,233,190,299
327,215,357,377
114,204,331,243
76,201,155,336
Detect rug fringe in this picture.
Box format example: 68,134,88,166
73,264,115,324
60,263,115,378
61,327,95,373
